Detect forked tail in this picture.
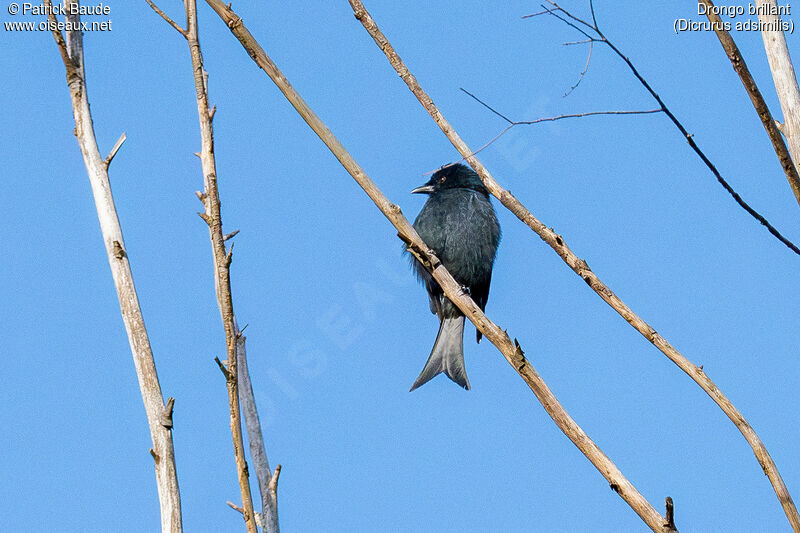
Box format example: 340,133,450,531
410,316,469,391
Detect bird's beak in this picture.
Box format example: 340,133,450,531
411,184,435,194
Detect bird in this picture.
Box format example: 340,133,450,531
407,163,501,391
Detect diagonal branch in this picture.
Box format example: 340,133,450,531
203,1,675,531
529,0,800,256
46,1,182,531
348,1,800,531
144,0,188,38
104,132,127,168
699,0,800,206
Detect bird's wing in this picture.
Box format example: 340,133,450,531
426,279,445,320
472,273,492,343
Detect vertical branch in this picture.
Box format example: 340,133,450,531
45,1,182,531
699,0,800,206
147,0,279,529
755,0,800,177
184,0,257,530
236,322,280,533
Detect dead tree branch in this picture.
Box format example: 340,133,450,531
755,0,800,184
146,1,258,531
699,0,800,206
45,1,182,530
530,0,800,255
203,1,674,530
144,0,188,38
236,321,280,533
349,1,800,531
459,87,661,157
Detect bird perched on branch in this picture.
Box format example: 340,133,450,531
407,163,501,391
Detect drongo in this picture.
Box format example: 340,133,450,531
408,163,501,391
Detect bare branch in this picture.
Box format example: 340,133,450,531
461,87,662,127
148,0,258,529
45,1,182,530
204,1,670,530
459,88,514,124
516,109,662,124
532,0,800,256
699,0,800,206
458,87,661,159
183,0,257,526
542,0,597,32
161,397,175,429
539,5,595,41
214,356,230,379
45,4,74,73
350,1,800,530
455,124,515,161
269,464,282,494
665,497,675,531
227,502,264,527
236,322,280,533
756,0,800,169
104,132,127,168
145,0,188,38
521,9,550,19
564,39,592,97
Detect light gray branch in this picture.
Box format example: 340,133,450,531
45,1,182,531
755,0,800,182
236,322,280,533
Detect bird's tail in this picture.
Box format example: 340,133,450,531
410,316,470,391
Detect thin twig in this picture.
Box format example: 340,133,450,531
227,502,263,527
144,0,188,38
528,0,800,255
203,1,673,531
699,0,800,206
104,132,127,168
214,356,230,379
516,109,662,124
459,88,513,123
537,4,595,41
358,0,798,530
459,87,661,158
564,39,592,97
462,87,662,127
46,1,182,530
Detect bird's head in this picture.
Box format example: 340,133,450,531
411,163,489,196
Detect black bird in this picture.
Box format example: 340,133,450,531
408,163,501,391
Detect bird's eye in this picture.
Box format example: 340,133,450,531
439,176,447,184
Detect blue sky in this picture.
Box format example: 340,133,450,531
2,1,800,531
